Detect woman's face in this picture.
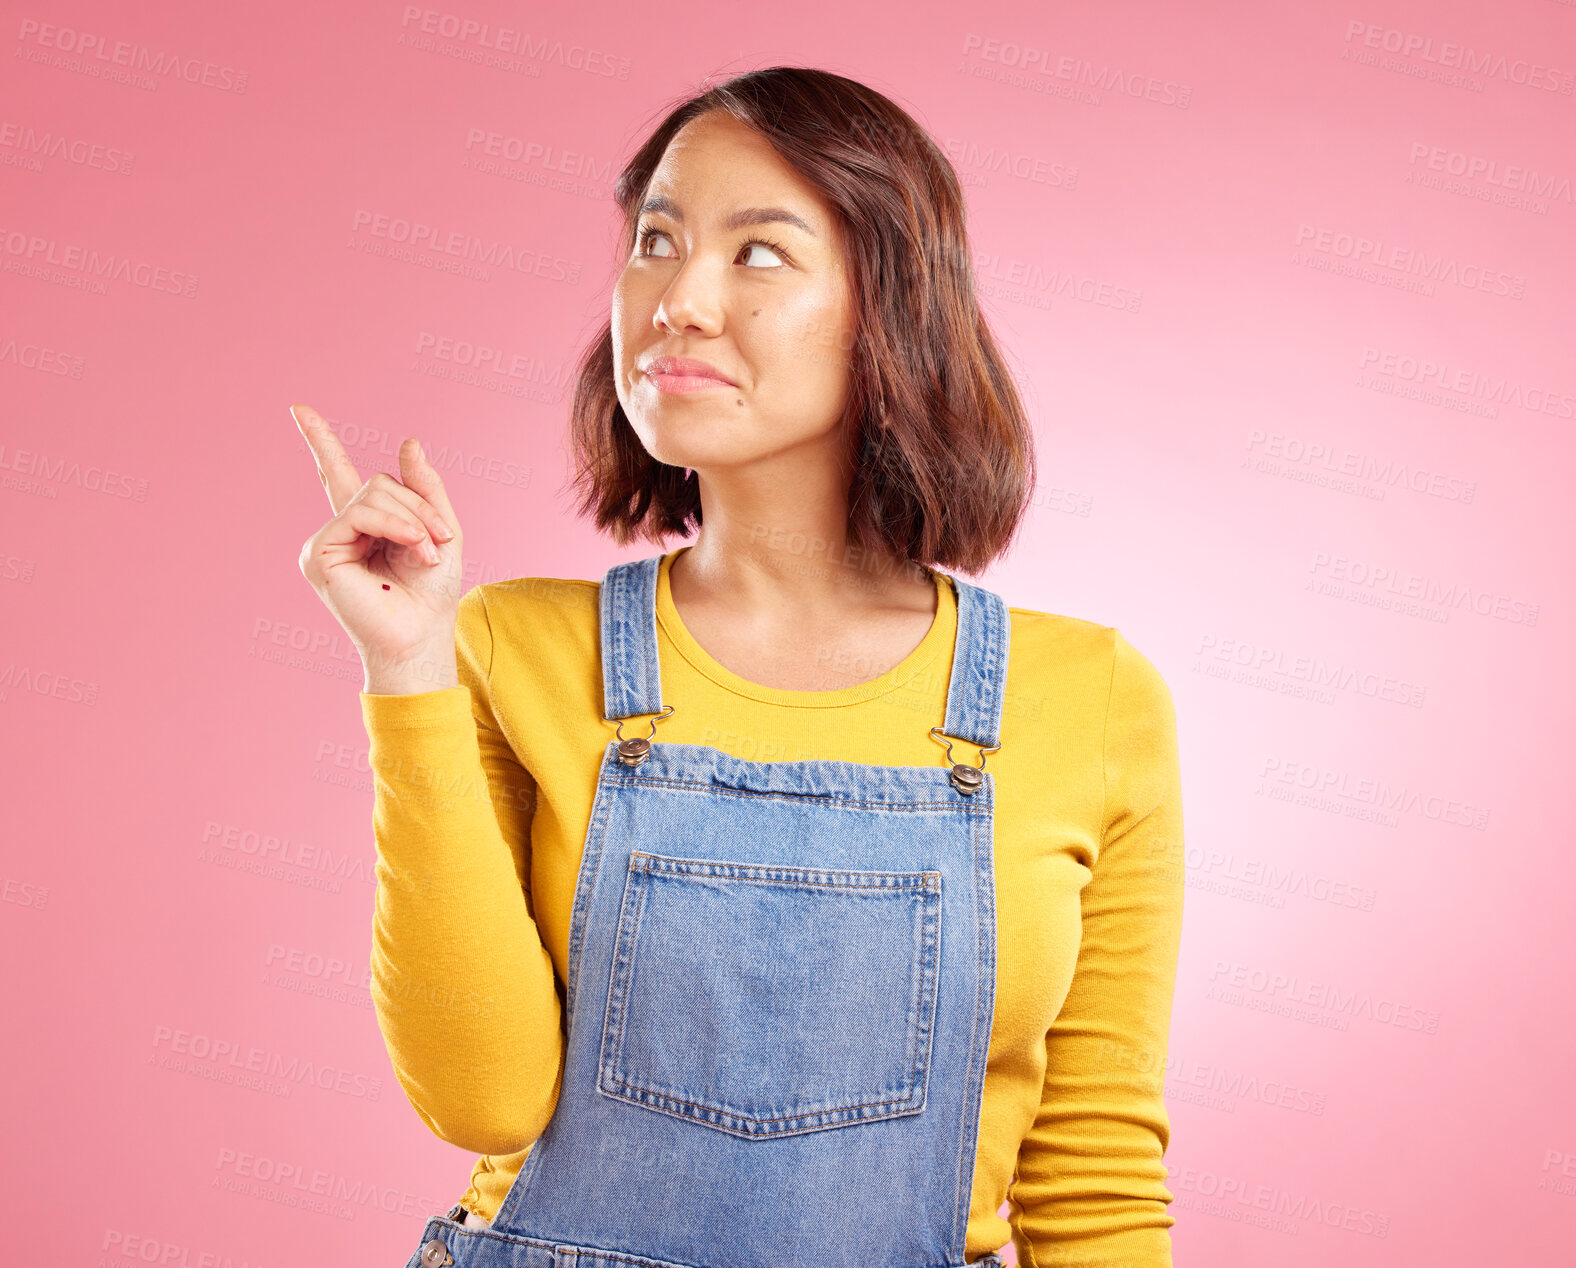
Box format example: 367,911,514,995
612,110,857,476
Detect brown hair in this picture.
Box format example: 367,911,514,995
567,65,1036,576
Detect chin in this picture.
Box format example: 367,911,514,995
630,414,757,471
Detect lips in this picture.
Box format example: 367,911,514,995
641,355,737,386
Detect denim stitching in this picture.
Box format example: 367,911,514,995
596,776,981,814
632,851,944,888
954,782,998,1255
565,746,622,1021
602,883,936,1127
599,856,943,1136
598,851,649,1110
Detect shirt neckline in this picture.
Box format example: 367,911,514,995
653,545,956,709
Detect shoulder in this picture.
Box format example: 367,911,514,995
1005,601,1110,645
468,573,601,618
1002,601,1113,677
458,573,603,667
469,570,598,604
1001,601,1174,720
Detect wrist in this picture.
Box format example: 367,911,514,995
361,642,460,695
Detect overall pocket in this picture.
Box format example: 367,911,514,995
597,850,943,1139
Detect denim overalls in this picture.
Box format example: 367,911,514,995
405,553,1011,1268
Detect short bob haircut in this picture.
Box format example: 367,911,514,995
568,65,1036,576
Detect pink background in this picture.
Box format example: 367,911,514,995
3,0,1572,1263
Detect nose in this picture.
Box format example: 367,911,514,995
653,258,725,337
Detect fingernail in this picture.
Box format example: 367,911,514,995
422,540,441,565
433,516,454,542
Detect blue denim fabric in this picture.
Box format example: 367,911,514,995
405,555,1011,1268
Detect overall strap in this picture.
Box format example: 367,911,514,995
599,554,665,721
938,574,1011,751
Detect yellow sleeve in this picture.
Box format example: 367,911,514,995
358,584,565,1156
1008,629,1185,1267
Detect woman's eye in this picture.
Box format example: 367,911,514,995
637,228,786,269
738,241,785,268
640,229,676,258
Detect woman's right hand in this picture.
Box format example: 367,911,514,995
292,403,464,695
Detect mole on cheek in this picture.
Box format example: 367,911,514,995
752,309,761,316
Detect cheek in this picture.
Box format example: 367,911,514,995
612,272,653,338
611,284,634,350
753,293,854,389
611,294,651,391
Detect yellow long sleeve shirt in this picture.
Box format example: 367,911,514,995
359,546,1184,1267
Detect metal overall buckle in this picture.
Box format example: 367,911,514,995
418,1208,464,1266
929,727,1001,795
614,704,675,767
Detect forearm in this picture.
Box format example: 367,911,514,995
361,686,564,1156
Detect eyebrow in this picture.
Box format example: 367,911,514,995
637,193,817,237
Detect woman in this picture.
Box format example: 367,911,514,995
295,67,1183,1268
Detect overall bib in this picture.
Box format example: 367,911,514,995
406,554,1011,1268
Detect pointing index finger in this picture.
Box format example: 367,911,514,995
291,403,362,515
